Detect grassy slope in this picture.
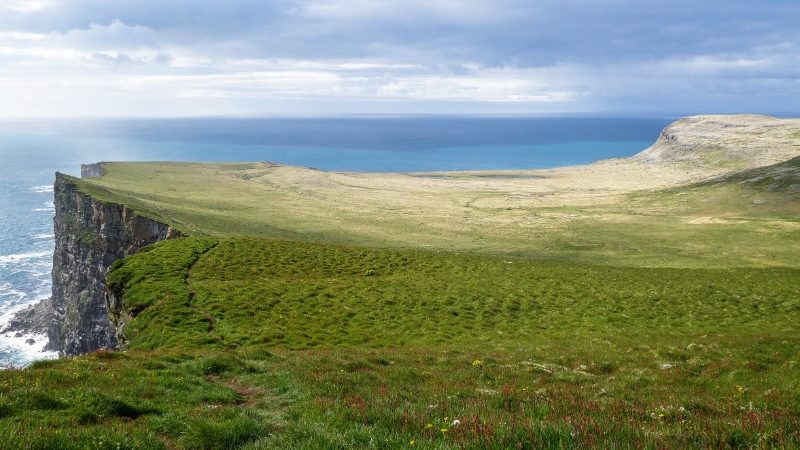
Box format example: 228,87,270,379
3,143,798,448
696,155,800,197
2,237,799,449
70,162,800,268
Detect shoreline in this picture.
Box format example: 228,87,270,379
0,296,58,368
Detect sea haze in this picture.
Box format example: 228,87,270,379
0,116,673,366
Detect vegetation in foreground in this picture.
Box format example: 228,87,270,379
6,140,800,448
2,237,798,449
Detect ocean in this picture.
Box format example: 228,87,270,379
0,116,674,366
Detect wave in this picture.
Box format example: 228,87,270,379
0,286,55,368
30,185,54,193
33,234,55,240
0,282,26,301
32,200,55,212
0,251,51,266
0,323,57,369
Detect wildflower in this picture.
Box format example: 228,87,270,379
440,428,448,433
451,419,461,426
472,359,484,368
410,439,415,446
425,423,433,429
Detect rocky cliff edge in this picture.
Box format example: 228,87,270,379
49,171,181,356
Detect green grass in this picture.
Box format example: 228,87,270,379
117,238,800,352
4,237,798,448
5,159,798,448
66,162,800,268
0,350,273,449
698,155,800,197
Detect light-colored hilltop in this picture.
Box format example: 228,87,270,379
74,115,800,268
408,114,800,197
634,114,800,168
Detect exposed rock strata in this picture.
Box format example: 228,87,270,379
80,163,106,178
50,172,180,356
634,115,800,168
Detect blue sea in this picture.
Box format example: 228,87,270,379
0,116,674,366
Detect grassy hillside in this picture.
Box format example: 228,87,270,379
2,237,799,448
697,156,800,198
69,160,800,268
5,116,799,448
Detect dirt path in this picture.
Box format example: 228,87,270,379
185,243,219,334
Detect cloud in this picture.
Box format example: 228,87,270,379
0,0,52,14
61,19,158,51
0,0,797,116
300,0,510,24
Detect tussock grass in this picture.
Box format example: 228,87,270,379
8,151,799,447
4,237,797,448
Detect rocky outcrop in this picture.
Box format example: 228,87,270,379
80,163,106,178
104,281,134,351
1,297,55,348
633,115,800,169
50,172,181,356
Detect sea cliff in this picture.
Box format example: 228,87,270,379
49,171,180,356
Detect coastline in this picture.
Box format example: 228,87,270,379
3,114,799,366
0,296,58,368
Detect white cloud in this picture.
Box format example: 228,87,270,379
104,64,580,103
0,19,170,67
301,0,509,23
0,31,48,41
60,19,158,51
0,0,797,116
0,0,52,13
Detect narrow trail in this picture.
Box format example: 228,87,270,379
206,374,265,408
185,242,220,334
185,242,272,420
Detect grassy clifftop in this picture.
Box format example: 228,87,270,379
62,116,799,269
70,168,799,269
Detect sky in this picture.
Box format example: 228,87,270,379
0,0,798,117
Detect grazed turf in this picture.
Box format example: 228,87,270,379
68,160,800,269
4,237,796,448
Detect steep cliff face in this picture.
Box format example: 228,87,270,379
50,172,181,356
